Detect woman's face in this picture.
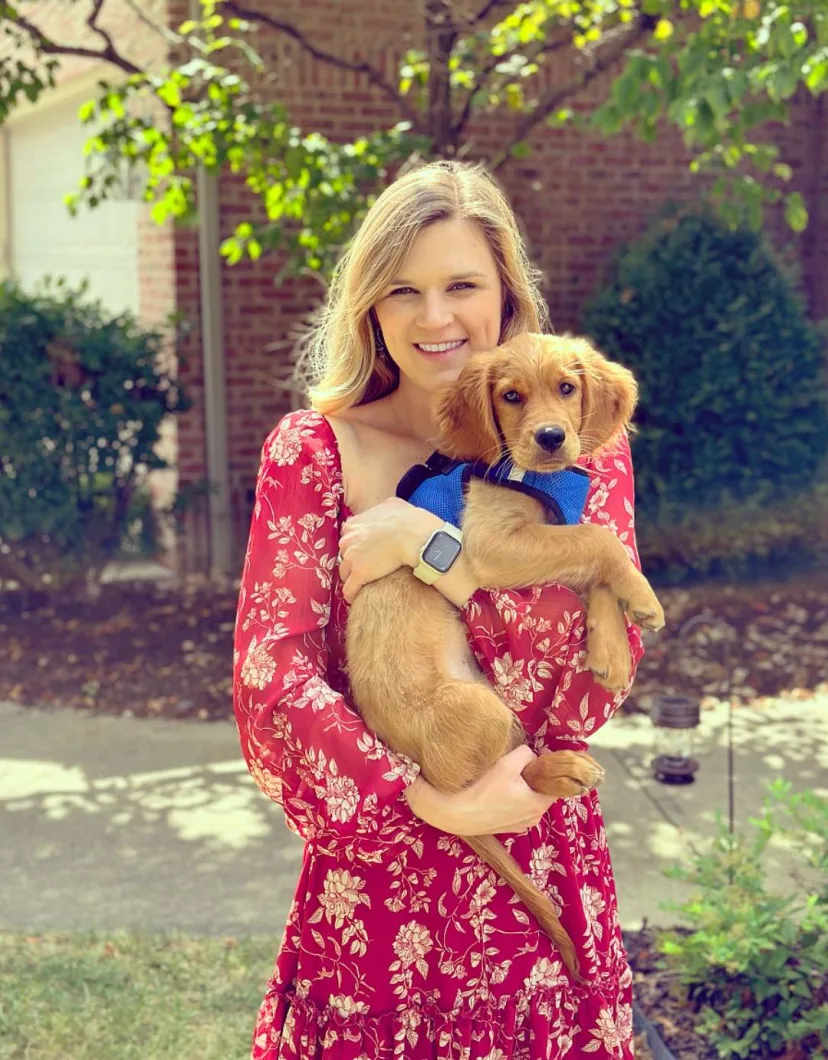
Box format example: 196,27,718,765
372,217,504,395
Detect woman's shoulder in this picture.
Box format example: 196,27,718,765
260,408,341,470
577,430,633,475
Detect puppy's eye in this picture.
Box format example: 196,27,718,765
502,389,523,404
559,382,577,396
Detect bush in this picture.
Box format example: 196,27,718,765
582,210,828,526
635,471,828,585
0,280,189,592
658,781,828,1059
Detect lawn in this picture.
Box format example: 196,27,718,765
0,932,276,1060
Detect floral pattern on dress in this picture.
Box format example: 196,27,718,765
233,409,645,1059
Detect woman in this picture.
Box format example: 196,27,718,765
233,160,644,1059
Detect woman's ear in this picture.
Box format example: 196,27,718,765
577,340,638,454
433,355,501,461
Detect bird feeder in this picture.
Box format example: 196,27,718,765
650,695,701,784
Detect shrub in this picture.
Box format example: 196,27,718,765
0,280,189,593
658,781,828,1059
635,470,828,584
582,210,828,526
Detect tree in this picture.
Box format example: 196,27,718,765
2,0,827,277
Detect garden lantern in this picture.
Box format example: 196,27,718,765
650,695,701,784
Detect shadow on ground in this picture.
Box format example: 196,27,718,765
1,702,303,935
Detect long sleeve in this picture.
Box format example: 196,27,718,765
460,433,645,752
233,411,419,848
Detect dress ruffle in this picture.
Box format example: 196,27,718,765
252,965,634,1060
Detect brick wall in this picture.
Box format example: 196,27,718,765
168,0,827,569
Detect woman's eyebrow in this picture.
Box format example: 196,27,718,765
387,271,488,285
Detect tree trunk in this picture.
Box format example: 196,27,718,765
425,1,459,157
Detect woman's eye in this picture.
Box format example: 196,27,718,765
502,389,523,404
560,382,576,396
388,282,475,297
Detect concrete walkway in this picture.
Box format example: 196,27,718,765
1,696,826,936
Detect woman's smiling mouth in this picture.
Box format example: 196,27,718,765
414,339,467,354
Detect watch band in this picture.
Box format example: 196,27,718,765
412,522,463,585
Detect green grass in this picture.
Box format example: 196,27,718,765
0,932,277,1060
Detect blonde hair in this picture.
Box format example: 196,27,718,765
303,160,549,414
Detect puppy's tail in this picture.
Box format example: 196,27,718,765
464,833,582,982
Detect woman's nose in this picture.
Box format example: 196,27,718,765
416,292,453,329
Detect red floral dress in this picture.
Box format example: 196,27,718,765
233,409,645,1060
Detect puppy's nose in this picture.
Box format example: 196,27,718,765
535,426,566,453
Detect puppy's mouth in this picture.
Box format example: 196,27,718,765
507,440,581,474
500,432,576,474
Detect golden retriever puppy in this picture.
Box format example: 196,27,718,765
346,334,664,980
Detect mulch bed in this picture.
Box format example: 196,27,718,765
625,925,717,1060
624,926,818,1060
1,570,827,722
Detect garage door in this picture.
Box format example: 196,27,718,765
9,96,140,316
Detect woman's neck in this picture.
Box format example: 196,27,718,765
383,378,440,446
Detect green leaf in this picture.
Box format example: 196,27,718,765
803,49,828,94
784,191,808,232
546,107,573,128
772,162,793,182
157,81,182,108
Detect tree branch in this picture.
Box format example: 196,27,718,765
87,0,118,57
121,0,183,49
427,0,459,153
7,1,142,76
490,14,657,170
471,0,515,27
221,0,422,130
453,30,571,141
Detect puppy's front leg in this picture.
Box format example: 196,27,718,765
466,517,607,592
464,500,663,632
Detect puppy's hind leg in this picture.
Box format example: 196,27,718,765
413,677,524,792
584,584,634,691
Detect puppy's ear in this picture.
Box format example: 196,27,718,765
577,340,638,454
433,355,501,461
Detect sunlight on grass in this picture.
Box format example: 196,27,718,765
0,932,277,1060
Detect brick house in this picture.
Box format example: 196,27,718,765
4,1,827,575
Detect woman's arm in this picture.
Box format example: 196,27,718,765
233,412,420,850
339,499,478,608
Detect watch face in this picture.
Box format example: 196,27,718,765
424,531,463,573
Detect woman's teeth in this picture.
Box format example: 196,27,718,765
416,340,466,353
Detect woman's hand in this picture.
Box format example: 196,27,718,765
404,745,556,836
339,498,440,604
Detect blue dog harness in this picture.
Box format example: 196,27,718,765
396,452,591,529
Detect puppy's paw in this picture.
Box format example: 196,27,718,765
522,750,605,799
632,597,665,633
586,634,631,691
618,575,665,633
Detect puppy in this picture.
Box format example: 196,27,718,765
346,333,664,981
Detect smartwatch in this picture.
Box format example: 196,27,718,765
412,523,463,585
